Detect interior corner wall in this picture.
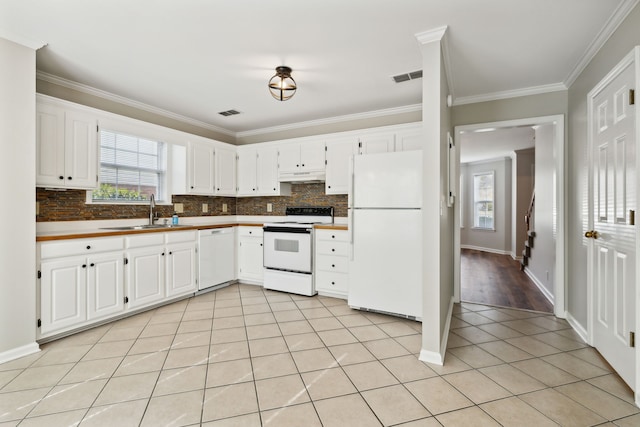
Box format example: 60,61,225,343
566,3,640,329
460,158,512,254
0,38,38,361
527,124,555,299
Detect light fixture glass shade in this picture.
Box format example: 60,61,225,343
269,66,296,101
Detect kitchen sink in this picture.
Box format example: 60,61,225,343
100,224,189,231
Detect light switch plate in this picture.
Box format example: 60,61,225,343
174,203,184,213
222,203,228,213
267,203,273,212
202,203,208,213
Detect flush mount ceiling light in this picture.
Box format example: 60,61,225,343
268,66,296,101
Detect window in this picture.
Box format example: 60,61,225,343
473,171,494,229
92,129,166,203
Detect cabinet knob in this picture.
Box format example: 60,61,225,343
162,252,165,256
302,164,305,167
331,281,335,285
249,231,252,234
331,248,335,252
169,251,172,255
190,186,194,189
82,264,87,268
273,188,276,191
253,188,256,191
328,185,331,189
331,235,335,239
68,176,72,180
90,263,95,267
296,164,299,167
58,176,64,180
260,243,263,246
331,264,335,268
217,188,220,191
86,245,91,250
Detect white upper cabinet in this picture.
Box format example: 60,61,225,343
325,138,358,195
395,127,424,151
36,100,98,189
237,145,290,196
188,140,216,195
358,132,395,155
278,140,325,175
214,145,237,196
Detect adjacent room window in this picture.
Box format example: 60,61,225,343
92,129,166,203
473,171,494,229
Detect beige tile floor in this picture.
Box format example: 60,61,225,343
1,283,639,426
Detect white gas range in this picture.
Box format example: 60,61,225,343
263,206,334,296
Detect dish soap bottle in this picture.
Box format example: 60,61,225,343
172,212,179,225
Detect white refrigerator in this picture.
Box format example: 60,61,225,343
348,150,423,320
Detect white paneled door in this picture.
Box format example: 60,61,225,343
587,47,638,390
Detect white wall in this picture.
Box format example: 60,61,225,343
527,124,555,300
460,157,512,254
0,37,39,361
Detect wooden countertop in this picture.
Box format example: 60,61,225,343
36,222,347,242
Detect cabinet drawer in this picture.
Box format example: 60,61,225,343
316,240,348,256
126,233,165,249
316,271,348,293
315,255,348,273
165,230,197,244
315,229,348,242
40,237,124,259
238,226,263,238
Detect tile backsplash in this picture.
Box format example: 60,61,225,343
36,183,347,222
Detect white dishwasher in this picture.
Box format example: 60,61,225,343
198,227,236,291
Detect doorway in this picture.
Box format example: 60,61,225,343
453,115,566,319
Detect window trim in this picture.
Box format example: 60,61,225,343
472,170,496,231
87,126,169,205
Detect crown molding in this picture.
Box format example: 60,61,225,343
236,104,422,138
36,71,235,137
0,30,46,50
453,82,567,106
564,0,640,87
415,26,448,44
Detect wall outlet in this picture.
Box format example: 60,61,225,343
202,203,208,213
267,203,273,212
36,202,39,216
174,203,184,213
222,203,228,213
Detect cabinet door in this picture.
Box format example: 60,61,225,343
257,146,280,195
65,110,98,189
359,133,395,154
188,141,215,194
238,237,264,282
36,103,66,188
325,140,357,195
300,140,326,171
277,143,301,174
40,257,87,336
166,242,197,297
237,148,258,195
215,146,237,196
87,252,124,321
396,128,423,152
126,247,165,309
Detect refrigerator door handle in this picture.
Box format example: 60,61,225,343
348,211,354,260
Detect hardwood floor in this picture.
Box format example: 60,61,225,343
460,248,553,313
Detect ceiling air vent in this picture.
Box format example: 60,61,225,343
218,109,240,117
392,70,423,83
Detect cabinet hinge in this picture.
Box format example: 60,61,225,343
124,257,128,265
630,331,635,348
195,247,198,253
325,160,327,165
124,296,129,304
325,146,327,151
630,89,635,106
96,125,99,133
358,141,362,148
37,319,41,328
37,270,41,279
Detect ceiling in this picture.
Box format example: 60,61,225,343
459,127,535,164
1,0,634,137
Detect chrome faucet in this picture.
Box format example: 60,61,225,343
149,194,156,225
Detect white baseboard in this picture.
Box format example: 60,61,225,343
523,268,555,305
460,245,510,256
565,311,589,345
0,342,40,364
418,295,455,366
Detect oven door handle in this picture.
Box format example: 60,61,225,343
263,226,312,234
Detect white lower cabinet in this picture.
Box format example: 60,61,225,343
38,231,196,339
237,227,264,284
314,229,349,299
39,237,125,337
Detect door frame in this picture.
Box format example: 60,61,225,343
453,114,566,319
586,46,639,400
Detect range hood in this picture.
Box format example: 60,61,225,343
278,171,326,183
